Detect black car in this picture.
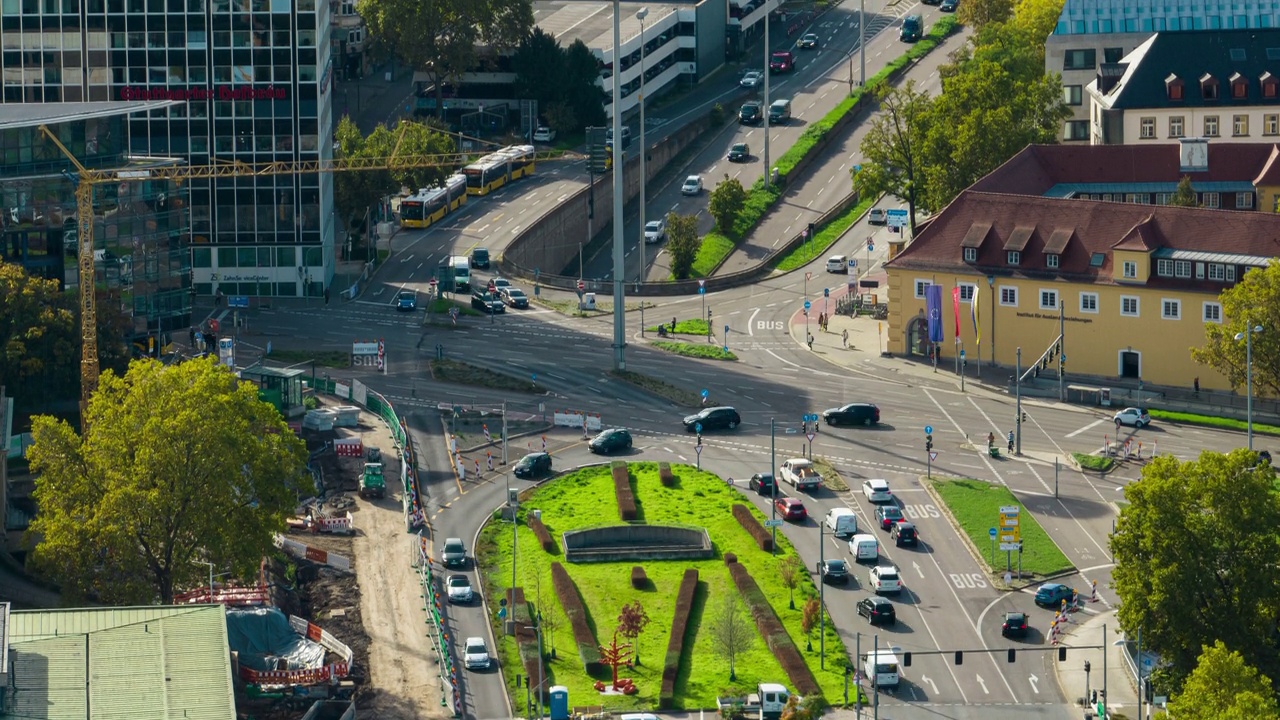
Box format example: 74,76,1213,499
798,33,818,49
471,247,491,269
739,101,763,125
513,452,552,478
748,473,776,496
875,505,904,530
821,559,850,584
728,143,750,162
589,429,633,454
857,596,896,625
891,521,918,547
683,406,741,432
471,289,505,314
1001,611,1028,638
823,403,880,426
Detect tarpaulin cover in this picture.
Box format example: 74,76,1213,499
226,607,326,671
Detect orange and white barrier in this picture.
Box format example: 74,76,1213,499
289,614,355,663
273,534,352,572
174,584,270,606
334,438,363,457
314,513,353,534
239,662,350,686
553,409,602,432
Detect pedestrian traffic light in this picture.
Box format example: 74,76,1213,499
902,652,912,667
1090,691,1097,704
926,433,933,451
1007,649,1016,663
1058,646,1067,661
697,434,702,447
954,651,963,665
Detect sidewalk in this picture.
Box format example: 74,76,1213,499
1052,608,1141,719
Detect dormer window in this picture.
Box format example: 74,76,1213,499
1166,73,1184,100
1263,71,1278,98
1201,73,1220,100
963,247,978,262
1007,251,1021,265
1230,72,1248,98
1046,254,1060,269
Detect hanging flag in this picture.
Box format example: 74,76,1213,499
925,284,943,342
951,287,962,338
972,284,981,347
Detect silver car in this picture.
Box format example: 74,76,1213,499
740,70,763,88
644,219,667,244
681,175,703,195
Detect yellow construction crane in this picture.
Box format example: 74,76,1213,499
37,123,580,420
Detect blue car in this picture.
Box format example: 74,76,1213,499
396,291,417,311
1034,583,1076,608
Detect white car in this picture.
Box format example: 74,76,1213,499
869,565,902,594
780,458,821,491
862,479,892,503
446,575,473,603
463,636,492,670
740,70,763,88
1113,407,1151,428
868,208,887,225
491,277,512,290
644,219,667,244
533,126,556,143
681,175,704,195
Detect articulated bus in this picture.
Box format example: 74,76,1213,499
462,154,512,196
442,173,467,211
398,189,432,228
498,144,536,181
400,174,469,228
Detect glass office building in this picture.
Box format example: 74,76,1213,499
0,0,335,297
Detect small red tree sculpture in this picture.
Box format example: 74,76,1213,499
598,631,634,691
617,600,651,665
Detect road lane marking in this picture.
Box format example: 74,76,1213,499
1065,418,1106,438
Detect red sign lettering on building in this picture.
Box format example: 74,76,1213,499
118,85,289,102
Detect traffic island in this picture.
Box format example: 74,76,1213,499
428,358,547,393
648,340,739,361
608,370,703,407
1071,452,1115,473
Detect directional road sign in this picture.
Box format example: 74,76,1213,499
989,528,998,539
701,389,709,398
695,423,703,433
804,300,811,310
924,425,933,435
1000,542,1023,552
764,519,785,528
886,208,909,228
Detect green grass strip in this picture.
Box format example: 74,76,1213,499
931,478,1074,578
773,196,876,271
1071,452,1114,472
647,319,710,335
650,340,738,361
1147,409,1280,437
265,349,350,368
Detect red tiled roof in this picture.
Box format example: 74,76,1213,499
886,191,1280,282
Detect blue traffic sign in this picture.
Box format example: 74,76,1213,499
924,425,933,435
695,423,703,433
960,350,966,358
723,345,729,353
699,286,706,295
848,258,857,268
823,287,830,297
701,389,709,398
989,527,997,538
804,300,811,310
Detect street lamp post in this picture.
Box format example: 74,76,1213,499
1236,324,1264,450
524,624,546,720
762,1,771,190
770,418,778,553
636,7,649,286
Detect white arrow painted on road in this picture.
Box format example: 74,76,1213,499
976,675,989,694
1029,675,1040,694
920,675,938,694
912,561,924,578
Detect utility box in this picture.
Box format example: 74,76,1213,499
581,292,596,310
1100,388,1112,407
549,686,569,720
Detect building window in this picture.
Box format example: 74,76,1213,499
1065,85,1083,105
1007,251,1021,265
1205,116,1220,136
1227,265,1236,282
1234,114,1250,136
1125,193,1150,204
1196,262,1205,279
1204,302,1223,322
1064,121,1090,141
1046,253,1060,268
1157,258,1174,276
1201,75,1220,99
1175,260,1192,278
915,279,930,298
1123,261,1137,278
1237,192,1255,209
1040,289,1059,310
1267,114,1280,135
1121,296,1140,316
1140,117,1156,138
963,247,978,262
1208,263,1226,281
1167,76,1185,100
1203,192,1220,208
958,284,976,302
1161,299,1181,319
1080,292,1099,313
1104,47,1124,63
1000,286,1018,306
1168,116,1184,137
1155,192,1172,205
1232,76,1249,98
1063,49,1097,70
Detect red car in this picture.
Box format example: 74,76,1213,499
775,496,807,521
769,51,794,73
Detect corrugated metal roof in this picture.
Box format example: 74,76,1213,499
1152,247,1272,265
10,605,198,642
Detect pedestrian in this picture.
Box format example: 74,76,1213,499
841,328,848,348
1115,416,1122,432
189,327,196,346
1193,376,1200,394
324,287,330,304
671,317,677,334
818,312,826,331
807,333,814,350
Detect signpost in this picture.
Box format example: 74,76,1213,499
764,519,784,528
989,527,998,566
924,425,934,478
803,413,818,457
999,504,1023,576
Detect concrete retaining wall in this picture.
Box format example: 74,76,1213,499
562,524,713,563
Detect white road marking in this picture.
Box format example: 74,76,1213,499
1065,418,1106,438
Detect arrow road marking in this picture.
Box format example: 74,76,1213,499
976,675,989,694
1029,674,1040,694
920,675,938,695
912,561,924,578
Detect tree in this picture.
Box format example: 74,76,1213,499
778,554,803,610
0,261,78,409
780,694,826,720
858,81,934,235
1192,261,1280,396
708,592,754,681
801,597,820,650
356,0,533,120
617,600,651,665
333,117,456,236
511,31,605,135
665,212,701,279
709,174,747,234
26,356,309,604
562,39,607,132
1169,175,1199,207
1111,450,1280,689
957,0,1013,30
1165,641,1280,720
512,28,564,109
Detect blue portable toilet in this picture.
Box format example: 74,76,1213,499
549,685,569,720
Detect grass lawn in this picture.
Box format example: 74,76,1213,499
477,464,853,711
430,358,545,393
812,457,849,492
266,349,350,368
650,341,738,361
929,479,1074,578
1071,452,1114,472
773,197,875,272
609,371,703,407
647,319,710,336
427,297,483,316
689,231,738,278
1147,409,1280,437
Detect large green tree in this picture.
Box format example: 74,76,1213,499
562,39,608,132
1164,641,1280,720
513,28,565,111
665,212,700,279
511,31,606,135
27,356,308,604
858,81,934,234
0,262,78,408
333,117,456,235
1192,260,1280,396
1111,450,1280,691
957,0,1014,30
709,174,747,234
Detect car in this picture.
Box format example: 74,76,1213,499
1113,407,1151,428
513,452,552,478
874,505,904,530
446,574,474,603
900,14,923,41
644,219,667,244
769,50,794,73
739,101,763,125
396,290,417,311
470,289,505,314
500,287,529,309
748,472,776,495
780,458,822,491
589,428,633,454
1001,611,1028,638
826,254,849,273
683,406,741,432
868,208,887,225
857,596,896,625
740,70,763,88
869,565,902,594
463,636,492,670
940,0,958,10
533,126,556,143
798,33,819,49
491,277,512,291
820,559,850,584
681,175,704,195
825,403,880,426
775,496,807,521
728,143,750,162
471,247,490,269
1034,583,1077,608
890,521,918,547
862,479,892,503
441,537,467,568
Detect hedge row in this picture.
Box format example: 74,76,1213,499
508,587,546,699
551,561,603,673
659,568,700,709
732,503,774,552
659,461,675,487
725,556,821,696
528,513,557,553
613,460,637,521
631,566,647,589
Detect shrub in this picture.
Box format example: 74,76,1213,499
724,552,737,565
726,561,821,697
631,566,647,589
612,460,637,521
659,569,699,709
659,461,675,487
509,587,545,700
528,513,557,553
551,561,602,673
732,503,774,552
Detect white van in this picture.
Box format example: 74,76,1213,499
849,533,878,562
825,508,858,537
864,650,900,689
826,254,848,273
450,255,471,291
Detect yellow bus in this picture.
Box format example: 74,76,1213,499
462,154,512,196
443,173,468,211
498,144,537,180
398,189,432,228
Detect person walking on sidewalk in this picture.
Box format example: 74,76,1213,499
841,328,848,348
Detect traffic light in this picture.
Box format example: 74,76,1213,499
1007,649,1016,663
697,434,703,447
1090,691,1097,705
808,222,815,239
954,651,963,665
926,433,933,452
1058,646,1067,661
903,652,912,667
1021,411,1029,423
1142,678,1154,703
